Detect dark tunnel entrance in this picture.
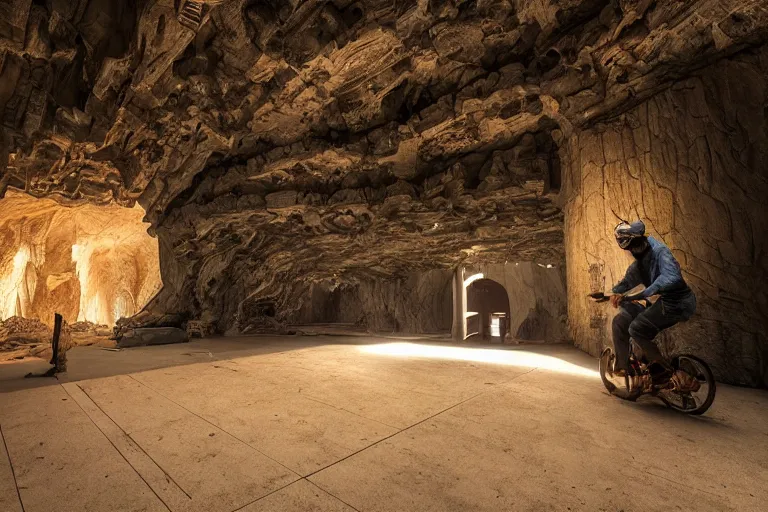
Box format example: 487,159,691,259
466,278,511,343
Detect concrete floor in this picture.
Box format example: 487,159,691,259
0,336,766,512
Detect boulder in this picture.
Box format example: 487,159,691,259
117,327,189,348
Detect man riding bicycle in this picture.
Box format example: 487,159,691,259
609,220,697,383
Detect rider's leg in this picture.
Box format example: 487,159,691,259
611,303,645,371
628,301,680,372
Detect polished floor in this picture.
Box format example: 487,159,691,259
0,335,766,512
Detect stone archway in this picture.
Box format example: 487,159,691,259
466,278,511,343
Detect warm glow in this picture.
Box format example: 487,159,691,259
13,249,29,267
0,246,32,319
360,342,599,378
72,241,112,326
491,317,500,337
0,193,162,326
463,273,484,287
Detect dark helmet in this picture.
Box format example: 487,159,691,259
614,220,646,249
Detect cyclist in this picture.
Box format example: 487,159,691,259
610,220,697,383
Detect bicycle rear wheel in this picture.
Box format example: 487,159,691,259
599,347,617,393
658,355,716,415
599,347,642,401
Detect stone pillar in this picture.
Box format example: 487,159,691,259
451,268,464,341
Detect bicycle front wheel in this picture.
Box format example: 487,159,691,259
658,355,716,415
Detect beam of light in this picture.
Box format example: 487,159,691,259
359,342,599,378
491,317,501,337
463,272,484,287
0,246,31,319
72,242,107,325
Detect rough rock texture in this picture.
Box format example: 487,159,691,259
117,326,189,348
291,270,453,333
1,1,767,382
561,44,768,386
0,315,51,360
0,315,83,364
0,191,161,327
464,262,568,342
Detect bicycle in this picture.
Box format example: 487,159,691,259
588,292,716,415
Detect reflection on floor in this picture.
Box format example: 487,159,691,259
0,335,766,512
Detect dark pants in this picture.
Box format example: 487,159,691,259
611,296,695,371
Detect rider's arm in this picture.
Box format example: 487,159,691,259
612,262,641,294
641,248,685,298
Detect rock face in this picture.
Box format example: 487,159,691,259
560,45,768,386
0,192,161,327
1,1,767,382
291,270,454,333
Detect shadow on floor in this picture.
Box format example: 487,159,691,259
0,334,592,393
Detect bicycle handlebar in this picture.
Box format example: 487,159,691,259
587,292,649,306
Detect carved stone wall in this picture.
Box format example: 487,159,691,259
560,45,768,386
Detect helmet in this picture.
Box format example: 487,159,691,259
614,220,646,249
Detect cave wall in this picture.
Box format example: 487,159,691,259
464,262,568,342
3,0,768,377
0,192,161,326
291,270,453,334
560,45,768,386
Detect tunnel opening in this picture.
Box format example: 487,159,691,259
466,278,511,343
0,192,162,361
456,264,569,345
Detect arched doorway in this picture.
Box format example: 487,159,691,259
466,278,510,343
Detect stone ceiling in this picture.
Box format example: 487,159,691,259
1,0,766,330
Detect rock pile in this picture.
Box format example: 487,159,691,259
0,316,51,343
0,316,52,361
69,321,112,337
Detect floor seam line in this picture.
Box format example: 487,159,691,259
228,477,362,512
305,478,362,512
299,395,401,430
61,383,174,512
0,422,25,512
74,382,193,500
303,367,538,479
644,468,723,499
127,374,303,479
228,477,303,512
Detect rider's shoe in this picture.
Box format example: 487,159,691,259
671,370,701,392
608,369,627,389
648,362,673,386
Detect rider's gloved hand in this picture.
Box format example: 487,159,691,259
610,294,622,309
622,292,646,303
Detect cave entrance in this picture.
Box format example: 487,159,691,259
0,192,162,360
465,278,510,343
